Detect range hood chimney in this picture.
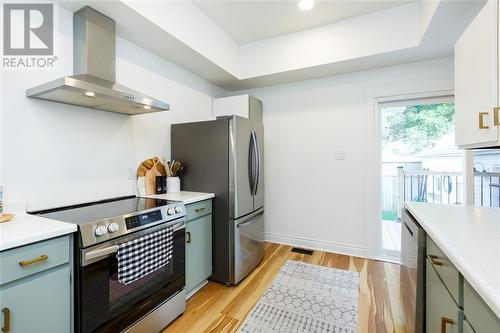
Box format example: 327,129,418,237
26,6,169,115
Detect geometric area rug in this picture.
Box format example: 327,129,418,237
237,260,359,333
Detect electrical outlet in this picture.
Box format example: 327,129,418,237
335,151,346,160
128,169,136,180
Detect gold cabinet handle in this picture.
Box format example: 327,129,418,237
19,254,48,267
479,112,490,129
195,207,206,213
2,308,10,333
186,232,191,244
494,107,500,126
441,317,455,333
428,255,443,266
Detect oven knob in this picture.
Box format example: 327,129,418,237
94,225,107,237
107,222,119,233
167,208,175,215
174,206,182,214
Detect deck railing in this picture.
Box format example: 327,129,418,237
473,171,500,207
387,168,500,220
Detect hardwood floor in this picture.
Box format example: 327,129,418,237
163,242,412,333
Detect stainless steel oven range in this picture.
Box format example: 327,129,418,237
35,196,186,333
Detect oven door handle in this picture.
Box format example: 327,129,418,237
85,245,118,261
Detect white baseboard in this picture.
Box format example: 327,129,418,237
374,253,401,264
264,232,368,258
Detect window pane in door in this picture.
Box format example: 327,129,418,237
473,149,500,207
380,98,460,256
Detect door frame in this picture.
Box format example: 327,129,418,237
366,88,455,263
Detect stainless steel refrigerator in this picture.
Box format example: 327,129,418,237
171,115,264,285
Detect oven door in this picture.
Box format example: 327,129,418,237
76,219,185,333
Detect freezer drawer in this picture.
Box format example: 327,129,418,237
231,208,264,284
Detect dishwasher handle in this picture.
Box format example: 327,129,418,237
403,221,414,237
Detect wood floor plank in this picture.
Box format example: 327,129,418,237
162,242,411,333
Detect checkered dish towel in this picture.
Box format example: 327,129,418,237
117,226,174,285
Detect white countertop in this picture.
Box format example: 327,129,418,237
405,202,500,318
140,191,214,205
0,192,213,252
0,213,77,252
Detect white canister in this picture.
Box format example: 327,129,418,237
166,177,181,193
136,177,146,196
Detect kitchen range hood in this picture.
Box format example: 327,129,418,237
26,6,169,115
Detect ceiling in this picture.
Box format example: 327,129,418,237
194,0,417,44
59,0,485,90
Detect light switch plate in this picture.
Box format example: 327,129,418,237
335,151,346,160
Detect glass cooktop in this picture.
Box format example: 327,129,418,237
34,196,177,225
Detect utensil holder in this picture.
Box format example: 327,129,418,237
166,177,180,193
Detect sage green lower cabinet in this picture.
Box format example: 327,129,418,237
463,280,500,333
0,267,71,333
0,235,72,333
425,234,500,333
185,199,212,296
463,319,475,333
426,260,459,333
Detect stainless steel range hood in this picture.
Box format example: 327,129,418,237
26,6,169,115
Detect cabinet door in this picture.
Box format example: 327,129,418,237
0,266,70,333
186,215,212,293
426,260,459,333
213,95,249,119
455,0,499,148
464,319,475,333
463,280,500,333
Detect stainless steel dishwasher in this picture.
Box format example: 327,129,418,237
400,208,426,333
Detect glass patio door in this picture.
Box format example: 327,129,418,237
379,96,459,260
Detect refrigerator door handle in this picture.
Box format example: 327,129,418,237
248,131,256,195
250,131,259,195
254,130,261,196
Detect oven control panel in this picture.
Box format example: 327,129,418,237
78,202,186,247
125,209,163,229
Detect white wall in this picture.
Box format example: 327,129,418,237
1,5,225,211
117,37,226,171
235,57,454,257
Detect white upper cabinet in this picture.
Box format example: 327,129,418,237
455,0,500,148
212,95,263,124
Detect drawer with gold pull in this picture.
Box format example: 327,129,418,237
186,200,212,222
427,237,460,306
426,260,460,333
0,236,69,286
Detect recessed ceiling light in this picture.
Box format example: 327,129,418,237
84,91,95,97
143,105,151,110
298,0,314,11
